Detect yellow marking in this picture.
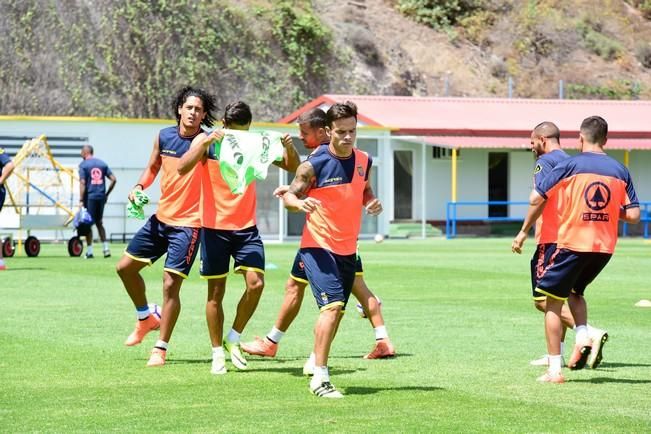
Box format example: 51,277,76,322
535,287,567,301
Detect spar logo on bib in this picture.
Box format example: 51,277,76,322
582,181,611,222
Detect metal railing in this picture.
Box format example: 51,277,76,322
445,201,528,239
446,200,650,239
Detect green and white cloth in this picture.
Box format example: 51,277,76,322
126,190,150,220
217,129,284,194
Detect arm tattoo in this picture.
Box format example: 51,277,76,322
288,162,314,199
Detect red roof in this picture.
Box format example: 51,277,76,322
278,95,651,150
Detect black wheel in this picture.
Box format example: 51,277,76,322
25,236,41,257
2,237,14,257
67,236,83,257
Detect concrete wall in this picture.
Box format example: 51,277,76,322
2,117,647,243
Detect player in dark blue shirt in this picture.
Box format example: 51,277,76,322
0,147,15,270
79,145,117,258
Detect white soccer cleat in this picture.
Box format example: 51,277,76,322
303,356,315,376
310,381,344,398
224,341,248,370
211,352,227,375
588,330,608,369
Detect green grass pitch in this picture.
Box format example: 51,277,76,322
1,238,650,432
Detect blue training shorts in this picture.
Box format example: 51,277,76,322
125,214,200,278
536,248,612,300
299,247,356,312
199,226,265,279
530,243,557,300
290,251,363,283
84,198,105,225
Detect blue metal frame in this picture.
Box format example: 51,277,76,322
622,202,651,239
445,201,528,239
446,201,650,239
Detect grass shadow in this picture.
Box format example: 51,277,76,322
344,385,444,395
599,362,651,368
571,377,651,384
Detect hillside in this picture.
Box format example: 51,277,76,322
1,0,651,121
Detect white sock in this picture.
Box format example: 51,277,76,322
227,329,241,344
549,355,562,373
374,325,388,340
103,241,109,250
87,245,94,255
154,340,168,350
575,325,589,344
312,366,329,384
212,346,225,357
267,327,285,343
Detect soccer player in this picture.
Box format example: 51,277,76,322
0,147,15,271
115,86,217,367
515,122,608,369
78,145,117,258
283,101,382,398
178,101,299,375
241,108,395,363
512,116,640,383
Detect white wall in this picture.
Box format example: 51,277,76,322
0,118,298,243
508,150,536,218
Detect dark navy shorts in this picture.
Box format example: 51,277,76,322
125,214,200,279
0,188,5,212
291,251,363,283
199,226,265,279
84,198,105,225
536,248,612,300
530,243,558,300
299,247,356,312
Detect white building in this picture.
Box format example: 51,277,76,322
1,95,650,251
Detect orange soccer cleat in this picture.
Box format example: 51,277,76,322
536,370,565,384
363,339,396,360
241,336,278,358
124,314,160,346
567,343,592,370
147,347,166,367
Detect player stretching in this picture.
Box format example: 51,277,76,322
178,101,299,374
513,116,639,383
283,101,382,398
242,108,395,364
116,86,216,367
517,122,607,369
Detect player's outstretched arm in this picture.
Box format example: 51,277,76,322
273,134,301,173
512,190,547,254
283,161,319,213
177,129,223,175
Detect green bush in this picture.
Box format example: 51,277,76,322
576,20,623,61
567,80,642,100
397,0,484,29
